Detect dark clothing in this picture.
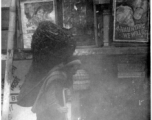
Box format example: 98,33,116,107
17,21,79,120
17,62,78,120
32,65,67,114
17,65,49,107
35,80,66,120
36,109,63,120
17,63,57,107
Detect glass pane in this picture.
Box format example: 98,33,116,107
63,0,95,46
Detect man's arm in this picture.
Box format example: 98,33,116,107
45,80,68,113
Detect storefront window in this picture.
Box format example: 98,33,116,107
62,0,95,46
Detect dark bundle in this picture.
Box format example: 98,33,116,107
31,21,76,63
17,21,76,108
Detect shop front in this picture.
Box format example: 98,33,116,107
1,0,150,120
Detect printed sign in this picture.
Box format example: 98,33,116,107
1,61,34,120
2,94,18,104
20,0,56,49
113,0,149,42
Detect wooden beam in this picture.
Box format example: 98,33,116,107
2,0,16,120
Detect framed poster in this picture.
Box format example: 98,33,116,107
113,0,149,42
20,0,56,49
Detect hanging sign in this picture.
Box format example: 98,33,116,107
113,0,149,42
20,0,56,49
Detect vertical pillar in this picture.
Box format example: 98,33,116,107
93,2,98,46
2,0,16,120
103,10,110,46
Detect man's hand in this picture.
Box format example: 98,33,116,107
57,106,68,113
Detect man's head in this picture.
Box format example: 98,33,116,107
31,21,76,67
59,58,81,87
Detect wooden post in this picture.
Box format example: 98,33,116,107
93,2,98,46
2,0,16,120
103,10,110,46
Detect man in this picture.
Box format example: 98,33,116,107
17,21,81,120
